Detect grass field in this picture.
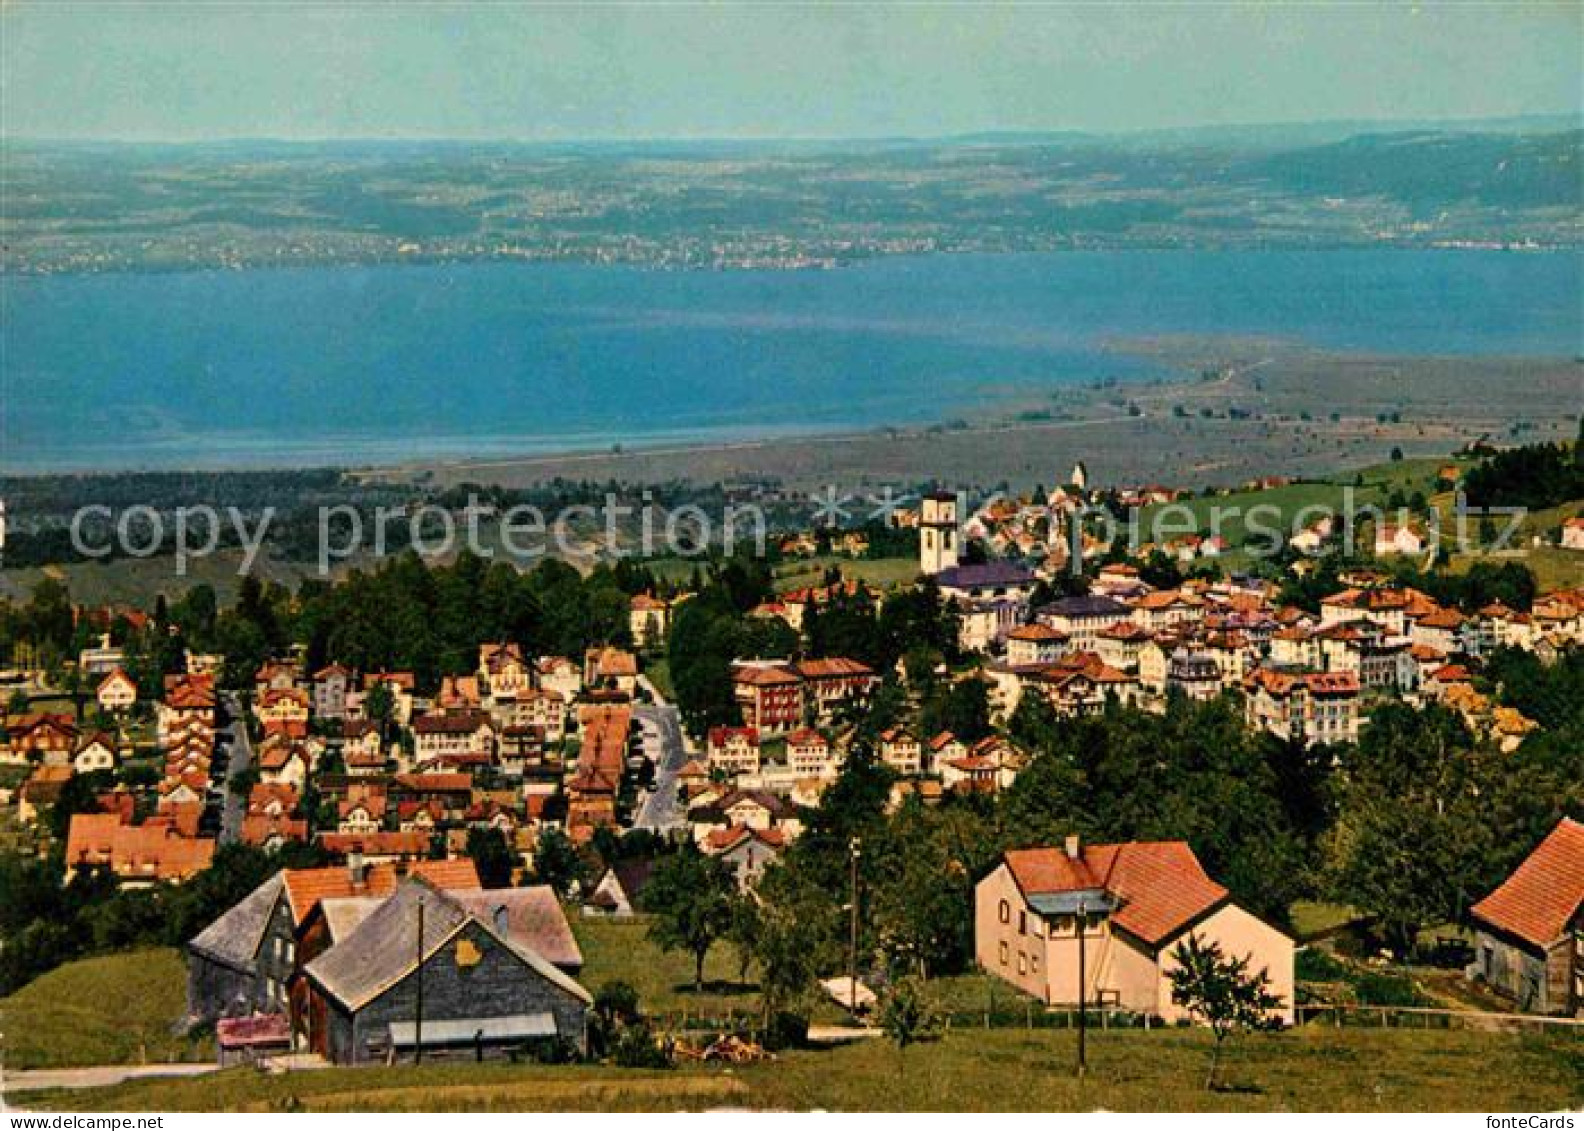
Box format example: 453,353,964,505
570,915,762,1018
1131,457,1459,552
773,555,921,593
16,1028,1582,1112
0,948,212,1070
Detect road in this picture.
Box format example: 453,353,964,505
1,1062,217,1096
632,684,690,833
218,692,254,844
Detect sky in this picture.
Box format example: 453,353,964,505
2,2,1580,142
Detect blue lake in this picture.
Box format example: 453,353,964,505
2,249,1579,472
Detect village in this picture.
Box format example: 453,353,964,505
0,449,1581,1105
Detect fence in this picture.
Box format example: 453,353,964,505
652,1001,1583,1038
1296,1003,1584,1033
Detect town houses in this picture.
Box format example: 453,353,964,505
3,445,1580,1089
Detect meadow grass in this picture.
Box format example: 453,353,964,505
0,948,211,1070
17,1027,1581,1112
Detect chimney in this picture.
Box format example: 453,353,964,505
493,905,509,936
347,850,367,886
1064,834,1081,860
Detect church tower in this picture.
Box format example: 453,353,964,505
920,491,959,576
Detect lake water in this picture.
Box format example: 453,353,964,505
2,249,1579,472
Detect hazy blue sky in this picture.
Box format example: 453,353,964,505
3,2,1580,141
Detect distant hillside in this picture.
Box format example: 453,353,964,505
4,127,1579,274
1242,130,1582,211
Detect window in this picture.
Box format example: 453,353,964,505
999,942,1009,966
1031,951,1041,974
1017,952,1027,975
1018,910,1027,936
998,899,1010,924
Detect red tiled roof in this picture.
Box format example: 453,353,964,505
239,814,309,847
1004,840,1231,947
732,664,800,686
793,657,876,680
1470,818,1584,950
65,812,215,881
708,725,760,748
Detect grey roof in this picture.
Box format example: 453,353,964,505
1028,890,1119,916
188,871,284,972
1039,595,1130,619
453,886,583,970
317,896,385,943
304,877,591,1012
934,562,1037,590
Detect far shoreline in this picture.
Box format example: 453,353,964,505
5,339,1578,491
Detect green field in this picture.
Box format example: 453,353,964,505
571,914,762,1019
16,1028,1582,1112
773,555,921,594
0,948,212,1070
1132,458,1460,551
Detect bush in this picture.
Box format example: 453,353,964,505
762,1010,809,1051
612,1021,673,1069
1352,971,1425,1007
1295,948,1348,982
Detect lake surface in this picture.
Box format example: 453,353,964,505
3,249,1579,472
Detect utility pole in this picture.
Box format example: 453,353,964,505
1075,896,1087,1078
848,837,861,1013
414,897,425,1065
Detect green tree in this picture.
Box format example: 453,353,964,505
751,865,840,1026
1167,934,1284,1091
641,843,737,991
876,976,942,1079
1323,703,1520,956
531,827,583,896
466,827,517,889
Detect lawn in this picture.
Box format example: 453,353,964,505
1447,547,1583,592
1136,481,1376,551
773,555,921,593
1129,456,1474,554
0,948,213,1070
570,914,761,1020
17,1028,1582,1112
1289,901,1364,943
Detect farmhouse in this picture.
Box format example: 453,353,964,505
301,878,591,1063
1467,817,1582,1016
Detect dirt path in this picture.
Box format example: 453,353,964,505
1,1062,216,1096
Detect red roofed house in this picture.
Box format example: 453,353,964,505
1006,623,1069,667
731,662,804,733
1374,522,1426,557
412,710,496,768
96,667,139,713
256,687,311,728
64,812,216,886
792,657,879,720
706,726,761,776
878,726,923,776
786,728,835,778
975,837,1294,1024
1244,668,1361,747
1468,818,1583,1016
8,712,79,766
